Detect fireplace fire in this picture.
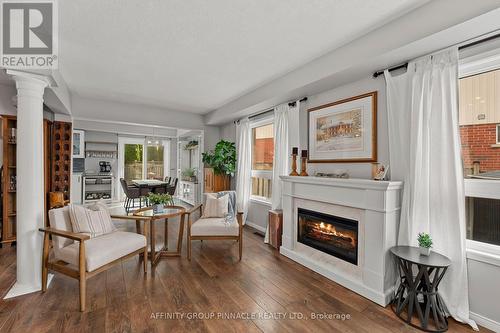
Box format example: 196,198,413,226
297,208,358,265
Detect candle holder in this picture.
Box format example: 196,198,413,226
300,150,308,176
290,154,299,176
290,147,299,176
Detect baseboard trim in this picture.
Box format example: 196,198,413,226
245,220,266,234
470,311,500,332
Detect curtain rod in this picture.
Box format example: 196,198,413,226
234,97,308,124
372,31,500,78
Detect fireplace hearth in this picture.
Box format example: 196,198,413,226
297,208,358,265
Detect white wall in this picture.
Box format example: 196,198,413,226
71,95,220,152
220,122,236,142
0,84,17,116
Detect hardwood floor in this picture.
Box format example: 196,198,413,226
0,225,491,333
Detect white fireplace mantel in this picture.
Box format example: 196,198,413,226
279,176,403,306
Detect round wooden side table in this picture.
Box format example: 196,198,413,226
133,205,186,266
390,246,452,332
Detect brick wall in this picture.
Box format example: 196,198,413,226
460,123,500,173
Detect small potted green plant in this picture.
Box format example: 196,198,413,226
147,193,174,214
181,168,197,182
417,232,433,256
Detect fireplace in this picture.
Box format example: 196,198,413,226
297,208,358,265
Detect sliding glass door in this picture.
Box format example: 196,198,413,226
124,143,144,182
146,141,165,180
117,137,170,200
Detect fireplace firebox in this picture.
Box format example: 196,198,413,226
297,208,358,265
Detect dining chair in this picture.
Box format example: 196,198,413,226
120,178,141,212
167,178,178,195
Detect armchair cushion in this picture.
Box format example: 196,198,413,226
203,193,229,218
68,203,116,238
191,218,239,237
203,191,236,220
55,231,146,272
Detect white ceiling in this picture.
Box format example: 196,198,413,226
59,0,428,114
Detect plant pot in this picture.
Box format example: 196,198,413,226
419,246,431,256
153,204,163,214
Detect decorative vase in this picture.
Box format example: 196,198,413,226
419,246,431,256
153,204,163,214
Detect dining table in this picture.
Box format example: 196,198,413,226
130,179,172,194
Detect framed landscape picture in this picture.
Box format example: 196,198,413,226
308,91,377,163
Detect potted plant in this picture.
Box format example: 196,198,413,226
417,232,433,256
147,193,174,214
181,168,197,182
184,140,199,150
202,140,236,176
202,140,236,192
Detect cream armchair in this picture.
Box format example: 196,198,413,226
185,191,243,261
39,206,149,311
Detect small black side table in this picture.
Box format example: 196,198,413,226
390,246,451,332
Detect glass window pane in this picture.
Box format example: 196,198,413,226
124,144,143,181
466,197,500,246
146,143,164,180
251,176,272,200
459,69,500,179
252,124,274,171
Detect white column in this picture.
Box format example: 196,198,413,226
4,73,50,298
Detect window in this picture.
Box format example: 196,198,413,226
459,64,500,250
497,124,500,144
251,122,274,202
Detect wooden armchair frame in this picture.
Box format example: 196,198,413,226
184,204,243,261
39,216,149,312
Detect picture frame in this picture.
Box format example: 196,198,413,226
308,91,377,163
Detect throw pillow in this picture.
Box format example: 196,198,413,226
69,203,116,237
203,193,229,218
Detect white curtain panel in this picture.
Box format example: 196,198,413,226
385,47,476,329
235,118,251,224
265,103,291,243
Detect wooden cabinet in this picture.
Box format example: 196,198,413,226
1,116,17,245
204,167,230,193
1,117,69,243
268,209,283,249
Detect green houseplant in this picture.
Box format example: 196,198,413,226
202,140,236,176
147,193,174,214
181,168,197,182
417,232,433,256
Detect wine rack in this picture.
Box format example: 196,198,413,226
51,121,72,201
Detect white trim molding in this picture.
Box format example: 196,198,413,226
469,311,500,333
245,220,267,234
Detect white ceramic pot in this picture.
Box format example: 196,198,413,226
153,204,163,214
419,246,431,256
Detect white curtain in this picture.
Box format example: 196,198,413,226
235,118,251,224
265,103,291,243
385,47,476,329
